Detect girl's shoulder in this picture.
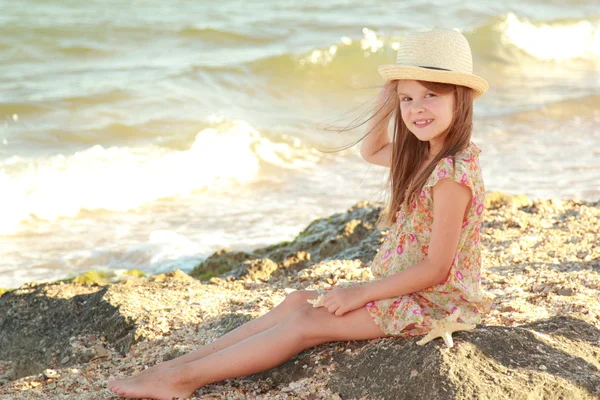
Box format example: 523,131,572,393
425,141,483,191
435,141,481,171
460,141,482,161
447,141,480,162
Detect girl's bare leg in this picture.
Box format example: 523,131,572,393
131,290,320,377
108,303,387,400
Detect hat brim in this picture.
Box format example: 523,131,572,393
377,65,489,99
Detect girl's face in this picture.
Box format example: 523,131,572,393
396,80,454,155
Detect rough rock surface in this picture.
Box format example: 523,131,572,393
0,270,205,380
249,315,600,400
0,192,599,399
191,200,383,282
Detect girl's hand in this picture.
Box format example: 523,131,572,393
376,83,397,117
322,286,368,317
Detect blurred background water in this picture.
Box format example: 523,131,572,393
1,0,599,288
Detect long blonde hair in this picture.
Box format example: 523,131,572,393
377,80,474,229
315,80,475,229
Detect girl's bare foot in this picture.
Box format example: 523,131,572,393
126,361,174,379
108,368,195,400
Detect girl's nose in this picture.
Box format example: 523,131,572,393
411,104,426,114
410,98,426,114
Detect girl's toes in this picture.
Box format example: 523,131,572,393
108,380,121,393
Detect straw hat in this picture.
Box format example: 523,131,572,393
377,28,489,99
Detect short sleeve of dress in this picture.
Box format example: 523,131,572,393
423,145,479,198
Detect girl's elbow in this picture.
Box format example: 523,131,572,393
427,258,452,284
437,266,451,285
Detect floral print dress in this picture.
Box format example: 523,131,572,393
362,141,493,337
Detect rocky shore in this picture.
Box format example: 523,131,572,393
0,192,599,399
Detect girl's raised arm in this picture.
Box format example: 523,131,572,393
361,142,392,167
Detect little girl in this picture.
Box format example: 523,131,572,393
108,27,494,399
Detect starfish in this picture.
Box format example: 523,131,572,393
416,308,476,348
307,293,326,308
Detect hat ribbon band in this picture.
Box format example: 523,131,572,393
419,66,451,71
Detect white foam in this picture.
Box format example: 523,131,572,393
118,230,205,274
300,28,384,67
0,120,316,235
500,13,600,62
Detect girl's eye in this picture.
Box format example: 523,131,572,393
400,93,436,102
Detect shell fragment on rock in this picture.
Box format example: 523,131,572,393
42,369,60,380
416,309,476,348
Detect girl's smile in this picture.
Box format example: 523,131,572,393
413,119,434,128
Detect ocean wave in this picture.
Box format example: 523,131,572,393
470,13,600,64
238,29,394,89
56,44,114,57
0,21,278,59
7,12,598,83
195,16,600,88
60,88,133,107
36,123,158,145
497,93,600,122
0,103,51,116
179,26,278,44
0,120,319,235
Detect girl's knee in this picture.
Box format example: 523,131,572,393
284,290,319,309
280,305,311,326
282,306,322,341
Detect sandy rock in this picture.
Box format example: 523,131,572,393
189,248,257,280
0,270,210,380
1,193,599,399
